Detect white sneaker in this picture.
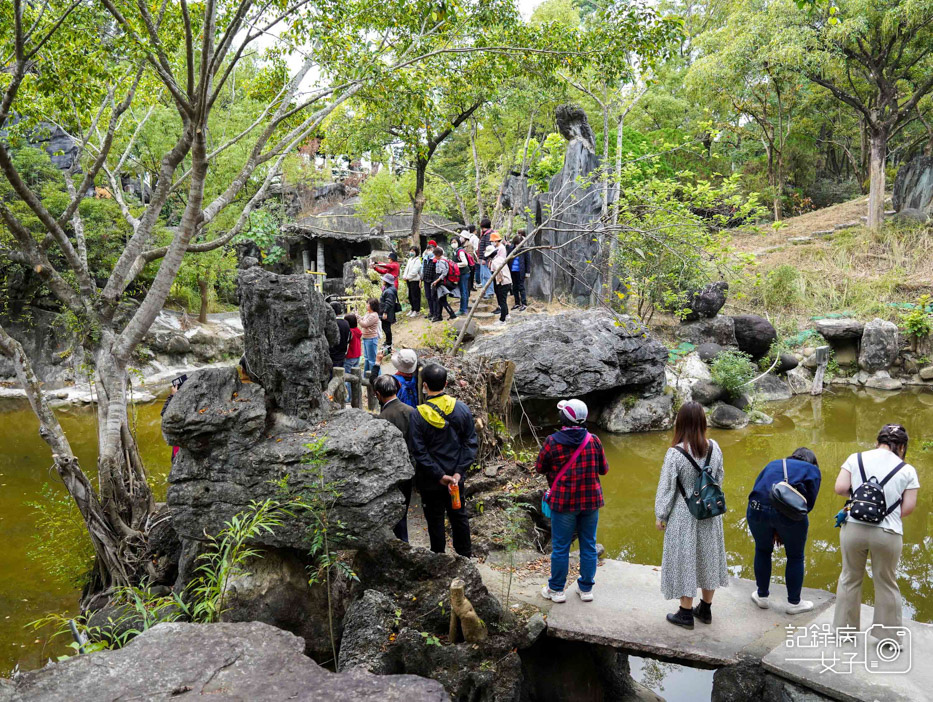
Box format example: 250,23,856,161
751,591,770,609
541,585,566,603
785,600,814,615
577,588,594,603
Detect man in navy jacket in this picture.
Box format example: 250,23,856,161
408,363,477,557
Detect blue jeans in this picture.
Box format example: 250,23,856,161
458,273,471,314
549,509,599,593
747,503,809,604
343,357,360,401
478,263,494,297
362,337,378,375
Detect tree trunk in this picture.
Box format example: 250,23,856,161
198,277,209,323
601,100,610,219
470,120,484,222
410,158,427,244
867,128,887,231
773,152,783,221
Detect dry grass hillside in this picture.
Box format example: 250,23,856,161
725,195,933,333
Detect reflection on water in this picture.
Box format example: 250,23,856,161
629,655,714,701
0,399,171,672
596,387,932,622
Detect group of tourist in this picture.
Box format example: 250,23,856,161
535,397,919,643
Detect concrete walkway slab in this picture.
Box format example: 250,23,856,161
762,603,933,702
544,560,834,666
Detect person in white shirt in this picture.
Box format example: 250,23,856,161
832,424,920,633
401,245,422,317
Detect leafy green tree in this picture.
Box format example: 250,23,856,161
782,0,933,229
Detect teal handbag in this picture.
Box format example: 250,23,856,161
674,445,726,520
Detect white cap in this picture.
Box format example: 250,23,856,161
558,398,588,424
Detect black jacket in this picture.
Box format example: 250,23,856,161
329,318,351,366
380,285,398,324
379,398,416,466
408,393,478,492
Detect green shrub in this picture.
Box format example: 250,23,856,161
760,264,801,310
710,350,757,398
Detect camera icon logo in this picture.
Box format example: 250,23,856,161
863,625,911,674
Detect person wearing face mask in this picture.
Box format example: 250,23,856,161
407,363,477,557
402,246,422,317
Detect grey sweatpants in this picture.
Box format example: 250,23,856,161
833,520,903,631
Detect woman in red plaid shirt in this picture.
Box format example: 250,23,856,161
537,399,610,603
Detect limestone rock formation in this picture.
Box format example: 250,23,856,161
676,316,738,348
892,155,933,218
238,265,337,420
527,104,603,303
858,318,899,372
4,621,447,701
697,342,724,362
684,281,729,321
598,394,673,434
709,402,749,429
164,367,413,552
813,318,864,341
468,311,667,399
732,315,777,360
753,374,792,402
691,380,727,406
338,590,401,674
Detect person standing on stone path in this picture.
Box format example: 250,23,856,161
453,237,473,316
747,447,822,614
485,239,511,324
655,401,729,629
379,273,398,354
402,245,422,317
360,298,381,377
832,424,919,634
343,313,362,402
328,302,351,372
537,399,609,604
374,374,416,543
372,251,400,288
477,217,496,299
430,246,458,322
467,225,480,291
391,348,419,409
422,245,438,321
507,232,530,312
408,363,477,557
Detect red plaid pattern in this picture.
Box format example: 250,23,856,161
535,434,609,512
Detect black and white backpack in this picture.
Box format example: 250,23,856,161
848,453,905,524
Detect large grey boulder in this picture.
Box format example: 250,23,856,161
892,155,933,217
468,311,667,399
676,316,738,348
598,394,673,434
732,315,777,360
813,318,864,341
684,281,728,321
527,104,603,304
692,380,726,406
338,589,400,674
5,621,447,701
858,318,899,371
238,265,337,420
752,374,792,402
709,403,749,429
165,367,413,552
785,366,813,395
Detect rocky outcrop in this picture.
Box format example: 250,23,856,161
468,311,667,399
527,104,603,303
732,315,777,360
5,621,447,701
786,366,813,395
676,316,738,348
813,318,863,341
753,374,792,402
598,394,673,433
697,342,724,362
164,366,413,552
684,281,728,321
892,155,933,218
858,318,899,372
338,589,401,674
709,402,749,429
238,265,337,420
692,380,726,406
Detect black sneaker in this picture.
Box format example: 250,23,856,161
666,607,694,630
519,305,527,312
448,314,457,320
693,600,712,625
512,303,522,310
491,308,501,315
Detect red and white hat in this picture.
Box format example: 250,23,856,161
557,398,588,424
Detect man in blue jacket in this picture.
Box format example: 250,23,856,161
408,363,478,557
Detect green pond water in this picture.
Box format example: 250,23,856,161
1,387,931,677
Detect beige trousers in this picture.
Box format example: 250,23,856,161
833,520,903,631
